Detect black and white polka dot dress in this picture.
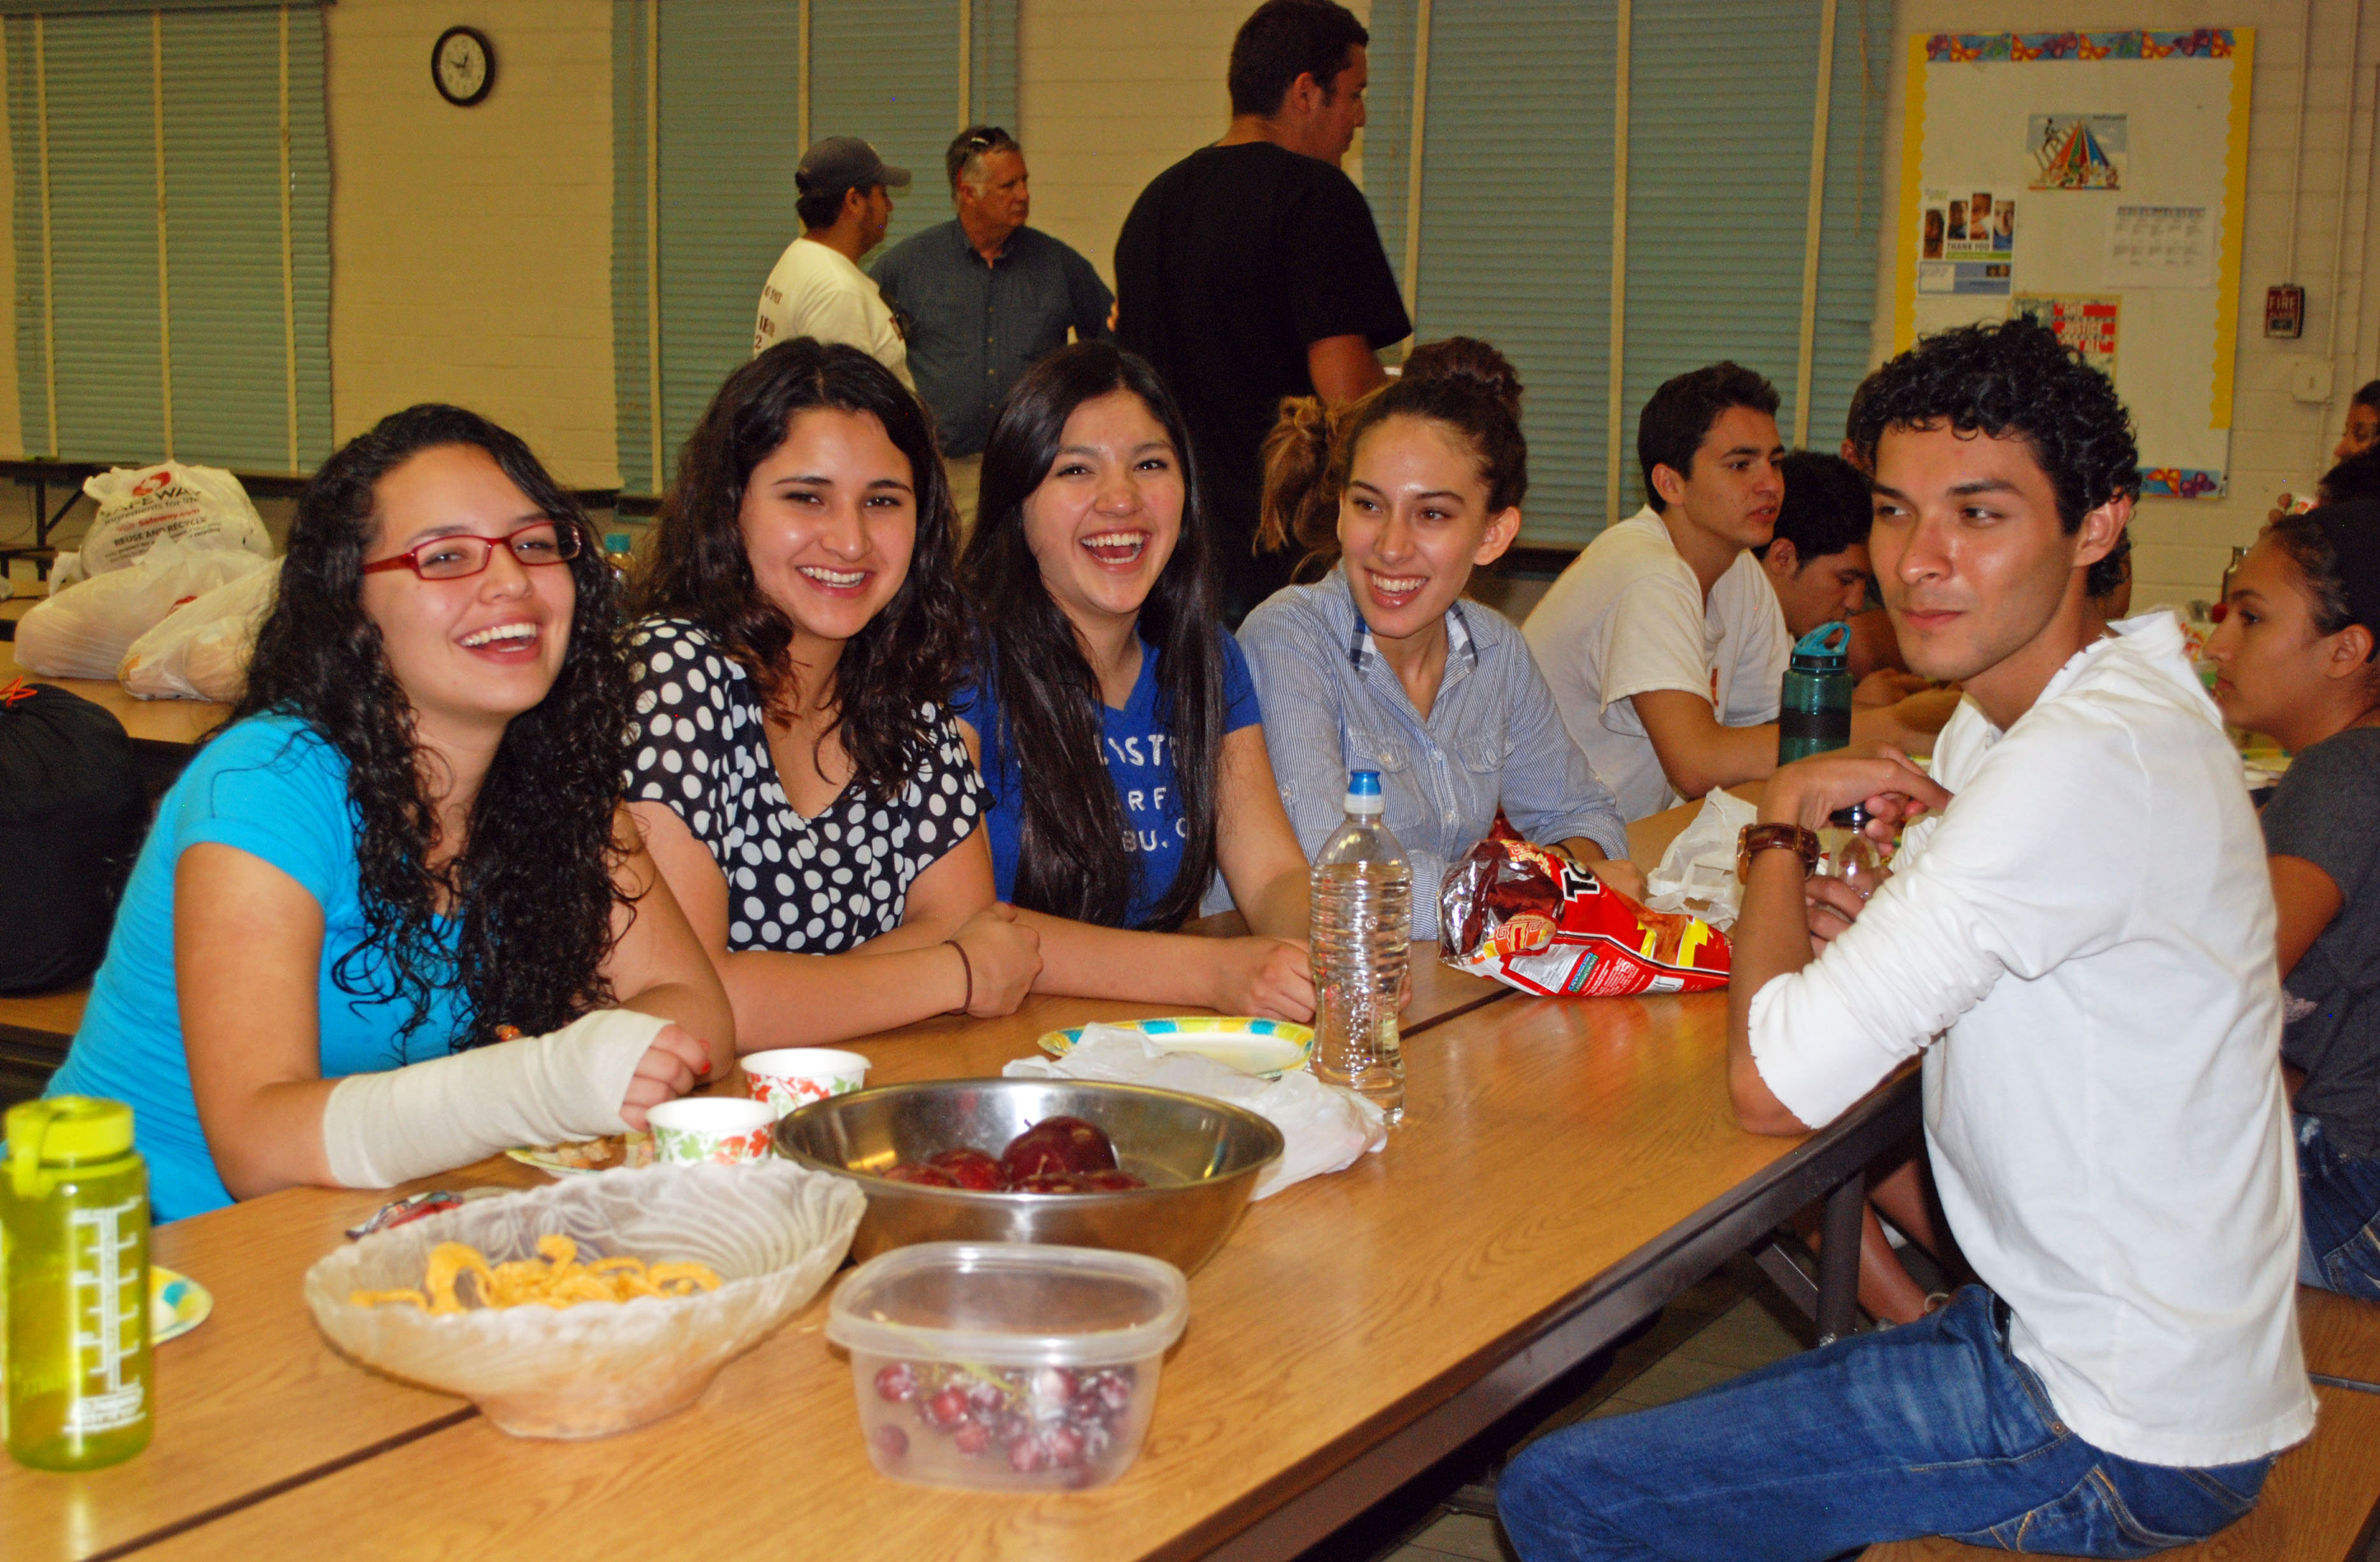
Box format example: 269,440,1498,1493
626,617,984,952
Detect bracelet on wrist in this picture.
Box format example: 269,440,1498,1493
1737,822,1821,880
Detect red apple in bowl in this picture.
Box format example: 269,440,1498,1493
999,1116,1119,1183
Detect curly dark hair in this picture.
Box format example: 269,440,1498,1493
234,404,629,1055
961,342,1223,931
1637,362,1779,513
1849,318,2137,598
630,338,970,802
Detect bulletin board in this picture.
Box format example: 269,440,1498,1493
1894,30,2255,497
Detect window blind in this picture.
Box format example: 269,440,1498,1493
1366,0,1889,547
4,3,330,470
612,0,1018,496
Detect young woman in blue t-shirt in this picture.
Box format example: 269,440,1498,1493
50,406,733,1221
953,342,1315,1018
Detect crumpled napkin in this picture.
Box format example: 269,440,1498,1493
1003,1027,1385,1200
1643,788,1760,930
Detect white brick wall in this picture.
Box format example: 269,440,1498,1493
1019,0,1367,287
1879,1,2380,610
328,0,618,488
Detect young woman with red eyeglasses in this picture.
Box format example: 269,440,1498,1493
49,405,733,1221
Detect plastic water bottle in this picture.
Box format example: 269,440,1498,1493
1310,771,1411,1124
3,1096,153,1471
1777,621,1854,764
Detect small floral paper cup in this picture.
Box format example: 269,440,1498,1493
647,1096,775,1165
742,1048,871,1120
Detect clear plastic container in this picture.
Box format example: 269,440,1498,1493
1310,771,1411,1123
828,1241,1189,1491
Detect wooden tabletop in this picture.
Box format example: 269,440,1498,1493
0,955,1502,1561
0,640,225,749
18,967,1888,1562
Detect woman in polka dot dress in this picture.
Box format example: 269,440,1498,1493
624,341,1042,1048
953,343,1315,1019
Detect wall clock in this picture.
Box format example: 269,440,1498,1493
432,26,494,107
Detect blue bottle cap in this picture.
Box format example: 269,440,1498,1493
1789,621,1852,672
1344,770,1385,815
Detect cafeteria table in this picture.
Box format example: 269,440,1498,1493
4,927,1915,1562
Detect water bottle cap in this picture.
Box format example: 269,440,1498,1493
6,1096,134,1197
1344,770,1385,815
1789,621,1852,672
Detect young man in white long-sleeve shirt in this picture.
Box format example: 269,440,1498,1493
1499,319,2311,1561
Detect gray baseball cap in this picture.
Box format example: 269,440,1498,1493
795,136,913,197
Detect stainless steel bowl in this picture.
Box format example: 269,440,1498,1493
772,1078,1284,1275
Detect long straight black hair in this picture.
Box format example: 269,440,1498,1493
960,342,1225,931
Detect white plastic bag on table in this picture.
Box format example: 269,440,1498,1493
1643,787,1760,931
76,463,269,575
119,557,280,701
1004,1027,1385,1200
15,539,273,681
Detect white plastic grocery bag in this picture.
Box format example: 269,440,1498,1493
76,463,270,575
1643,787,1760,930
119,556,281,701
16,539,274,682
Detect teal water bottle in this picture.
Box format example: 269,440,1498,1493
1777,622,1854,764
3,1096,153,1471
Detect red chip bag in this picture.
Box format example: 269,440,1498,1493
1439,838,1730,997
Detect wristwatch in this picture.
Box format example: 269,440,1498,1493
1737,822,1821,880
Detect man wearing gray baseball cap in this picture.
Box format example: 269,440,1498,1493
754,136,916,389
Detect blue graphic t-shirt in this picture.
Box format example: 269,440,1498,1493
953,635,1262,928
49,714,464,1222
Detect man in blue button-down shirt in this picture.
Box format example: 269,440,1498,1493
872,126,1114,531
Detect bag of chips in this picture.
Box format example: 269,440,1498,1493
1439,837,1730,997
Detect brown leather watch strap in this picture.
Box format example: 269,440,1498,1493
1737,822,1821,877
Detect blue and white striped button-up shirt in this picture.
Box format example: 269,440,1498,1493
1237,568,1628,939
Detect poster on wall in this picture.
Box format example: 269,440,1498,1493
2012,294,2119,375
1898,30,2252,497
2027,115,2127,190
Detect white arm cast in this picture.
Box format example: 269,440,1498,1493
319,1008,669,1188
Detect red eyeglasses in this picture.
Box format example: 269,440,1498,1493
360,521,583,580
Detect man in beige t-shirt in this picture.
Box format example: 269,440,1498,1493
754,137,914,390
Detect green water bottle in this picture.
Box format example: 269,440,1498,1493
1777,622,1855,764
3,1096,153,1471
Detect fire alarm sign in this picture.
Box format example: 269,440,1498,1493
2267,284,2306,339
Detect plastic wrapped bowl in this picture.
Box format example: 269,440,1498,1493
828,1242,1189,1490
306,1160,862,1438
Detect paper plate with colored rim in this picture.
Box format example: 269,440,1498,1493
152,1265,212,1345
1035,1016,1315,1078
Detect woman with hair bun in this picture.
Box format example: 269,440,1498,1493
952,341,1315,1018
624,339,1042,1050
50,405,734,1221
1241,338,1634,940
2207,499,2380,1298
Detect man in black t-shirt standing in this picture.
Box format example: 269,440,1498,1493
1116,0,1411,621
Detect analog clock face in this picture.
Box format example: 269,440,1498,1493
433,28,493,106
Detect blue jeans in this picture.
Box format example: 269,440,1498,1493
1499,1286,2272,1561
2295,1113,2380,1301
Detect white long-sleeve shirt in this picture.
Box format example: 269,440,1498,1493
1749,612,2312,1469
